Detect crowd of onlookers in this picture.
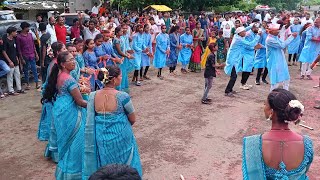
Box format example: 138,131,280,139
0,5,319,99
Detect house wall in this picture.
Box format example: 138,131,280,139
69,0,100,13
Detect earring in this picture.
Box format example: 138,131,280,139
266,114,272,121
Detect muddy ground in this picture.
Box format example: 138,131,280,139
0,65,319,180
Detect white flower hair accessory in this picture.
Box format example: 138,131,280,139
288,100,304,113
100,68,110,84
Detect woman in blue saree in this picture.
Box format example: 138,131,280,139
39,42,66,163
242,89,313,179
42,51,87,179
83,65,142,179
113,26,135,93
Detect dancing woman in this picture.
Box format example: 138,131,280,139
167,25,181,75
113,26,134,93
42,51,87,179
83,66,142,179
178,27,193,74
153,25,170,80
40,42,66,163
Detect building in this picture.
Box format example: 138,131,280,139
3,1,64,20
68,0,100,13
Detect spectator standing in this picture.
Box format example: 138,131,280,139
91,2,101,15
79,14,101,41
39,23,51,83
55,16,67,44
47,17,57,44
156,12,165,32
16,22,40,90
221,16,234,43
0,37,10,98
3,27,24,95
301,13,314,26
70,18,81,39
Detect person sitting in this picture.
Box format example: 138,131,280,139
89,164,141,180
242,88,313,179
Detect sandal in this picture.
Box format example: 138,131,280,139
0,94,5,99
36,85,41,89
16,90,26,94
25,85,31,90
8,92,19,96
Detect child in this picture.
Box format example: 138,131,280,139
83,39,100,90
216,30,228,67
201,31,217,69
202,43,225,104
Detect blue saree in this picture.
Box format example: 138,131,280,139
39,59,59,163
83,91,142,179
242,135,313,180
113,36,135,93
53,73,86,180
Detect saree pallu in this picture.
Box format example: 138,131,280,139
242,135,266,180
38,60,56,141
53,92,86,179
38,101,53,141
83,92,142,179
201,37,217,69
116,58,135,94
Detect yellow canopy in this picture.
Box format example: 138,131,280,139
143,5,172,12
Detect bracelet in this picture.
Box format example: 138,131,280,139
85,69,88,74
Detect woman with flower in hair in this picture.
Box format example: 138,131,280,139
83,65,142,179
242,88,313,179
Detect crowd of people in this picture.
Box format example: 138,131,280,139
0,4,318,179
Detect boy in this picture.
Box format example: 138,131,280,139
202,43,225,104
3,27,25,95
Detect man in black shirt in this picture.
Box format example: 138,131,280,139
39,22,51,83
2,27,24,95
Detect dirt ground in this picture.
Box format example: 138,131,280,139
0,65,319,180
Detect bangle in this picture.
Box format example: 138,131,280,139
85,69,88,74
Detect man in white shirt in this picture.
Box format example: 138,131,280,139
271,13,279,24
79,15,100,40
255,12,262,23
91,2,101,15
156,12,165,32
301,13,314,26
221,16,234,42
264,11,271,22
46,16,57,44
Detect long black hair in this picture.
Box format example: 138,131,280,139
83,39,93,52
300,22,311,35
267,88,302,123
94,33,104,42
169,25,180,34
52,41,65,57
42,51,71,103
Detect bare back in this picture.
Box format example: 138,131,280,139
94,89,119,113
262,131,305,171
